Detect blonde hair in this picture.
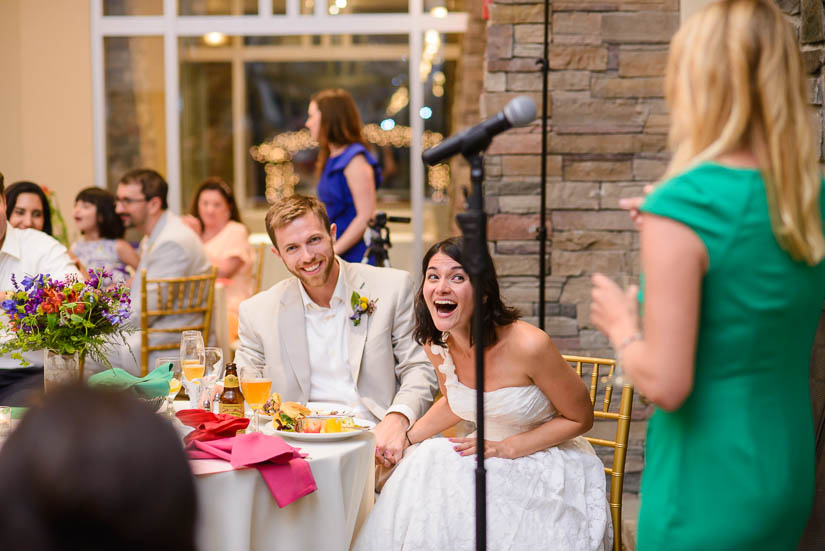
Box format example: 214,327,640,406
664,0,825,265
264,194,331,250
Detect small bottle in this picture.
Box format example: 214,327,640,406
218,363,245,418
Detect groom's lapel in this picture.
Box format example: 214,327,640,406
279,280,311,399
343,262,369,385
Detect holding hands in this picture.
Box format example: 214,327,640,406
373,412,410,468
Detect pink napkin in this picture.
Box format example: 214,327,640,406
187,432,317,507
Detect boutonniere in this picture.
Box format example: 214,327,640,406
350,291,377,326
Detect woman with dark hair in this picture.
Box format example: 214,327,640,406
70,187,140,284
182,177,254,339
0,385,197,550
353,237,611,551
305,88,381,264
5,180,52,235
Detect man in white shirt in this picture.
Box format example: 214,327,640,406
103,169,211,374
0,171,81,404
235,195,438,469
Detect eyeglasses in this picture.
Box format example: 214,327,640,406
115,196,147,206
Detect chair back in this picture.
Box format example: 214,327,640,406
563,354,634,551
253,242,267,295
139,267,217,376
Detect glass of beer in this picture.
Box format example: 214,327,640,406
156,357,182,419
239,365,271,432
180,330,205,408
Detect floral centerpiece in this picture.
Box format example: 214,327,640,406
0,268,132,390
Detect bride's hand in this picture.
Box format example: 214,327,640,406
449,437,513,459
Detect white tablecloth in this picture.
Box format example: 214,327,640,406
192,430,375,551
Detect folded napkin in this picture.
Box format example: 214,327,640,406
176,409,250,445
88,363,173,399
187,433,317,508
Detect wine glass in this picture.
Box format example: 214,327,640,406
201,347,224,412
180,330,205,408
239,365,271,433
156,357,182,419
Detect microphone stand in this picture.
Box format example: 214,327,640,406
536,0,550,331
455,151,489,551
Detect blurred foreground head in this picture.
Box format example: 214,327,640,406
665,0,825,265
0,385,197,551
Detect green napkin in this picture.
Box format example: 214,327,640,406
88,362,173,399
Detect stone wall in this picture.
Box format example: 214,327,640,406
483,0,678,360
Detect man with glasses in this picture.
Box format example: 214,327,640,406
0,171,80,404
107,169,210,374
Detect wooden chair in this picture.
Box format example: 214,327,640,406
253,242,267,295
139,267,217,376
563,355,634,551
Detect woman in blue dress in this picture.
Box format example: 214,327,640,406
305,88,382,264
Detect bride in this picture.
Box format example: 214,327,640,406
353,237,612,551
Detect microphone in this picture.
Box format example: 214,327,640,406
422,95,537,165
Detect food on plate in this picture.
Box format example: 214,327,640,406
296,415,356,433
273,401,312,432
262,392,283,416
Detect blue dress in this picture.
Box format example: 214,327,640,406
316,143,382,264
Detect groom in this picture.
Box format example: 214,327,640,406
234,195,437,467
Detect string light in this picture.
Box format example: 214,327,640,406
250,126,449,201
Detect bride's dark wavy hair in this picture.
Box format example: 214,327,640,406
413,237,520,348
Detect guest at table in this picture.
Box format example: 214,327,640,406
0,171,80,405
0,385,197,550
234,194,437,473
105,168,211,375
5,180,52,235
70,187,140,285
353,237,611,550
591,1,824,549
182,177,254,341
305,89,381,264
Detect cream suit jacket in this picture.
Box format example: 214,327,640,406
234,258,438,423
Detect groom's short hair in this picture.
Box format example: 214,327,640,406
265,194,331,250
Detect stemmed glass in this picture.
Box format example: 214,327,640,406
156,357,182,419
201,347,224,412
239,365,271,433
180,330,205,409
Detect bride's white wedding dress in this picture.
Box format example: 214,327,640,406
352,343,612,551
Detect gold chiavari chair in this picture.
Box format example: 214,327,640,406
563,355,635,551
139,267,217,376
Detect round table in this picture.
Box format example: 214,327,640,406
180,415,375,551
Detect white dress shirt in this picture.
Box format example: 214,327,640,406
0,227,81,369
300,272,373,420
299,269,415,425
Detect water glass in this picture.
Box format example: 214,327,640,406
156,357,182,418
201,347,224,412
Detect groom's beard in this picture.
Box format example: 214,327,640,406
288,247,335,289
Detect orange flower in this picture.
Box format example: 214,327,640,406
40,289,64,314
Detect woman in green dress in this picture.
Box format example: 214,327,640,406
591,1,823,549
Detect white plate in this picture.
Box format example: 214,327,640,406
262,417,375,442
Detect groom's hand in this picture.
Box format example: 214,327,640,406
373,412,410,467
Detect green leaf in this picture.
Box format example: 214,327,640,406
70,314,84,324
350,291,360,309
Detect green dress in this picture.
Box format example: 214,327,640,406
637,163,822,550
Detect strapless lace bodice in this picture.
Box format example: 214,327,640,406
431,343,555,441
